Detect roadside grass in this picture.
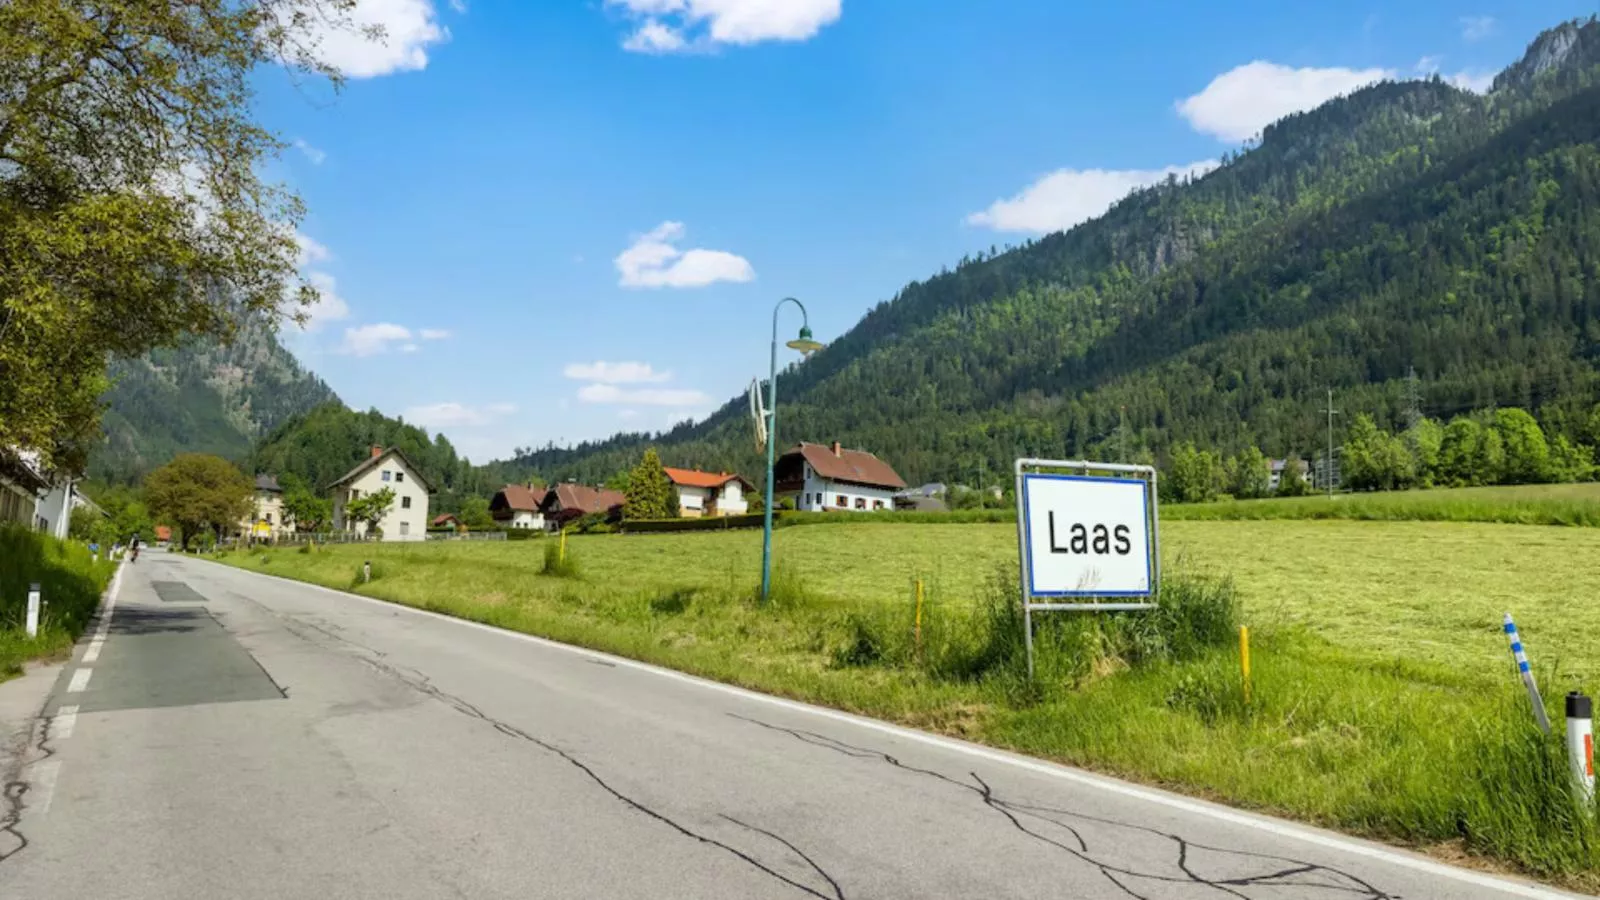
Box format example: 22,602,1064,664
221,521,1600,885
1166,482,1600,526
0,526,114,681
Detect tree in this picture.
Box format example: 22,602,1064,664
344,487,395,538
1229,447,1271,499
604,470,632,493
144,454,252,543
624,448,678,520
1492,408,1551,484
1406,418,1444,487
1276,458,1312,496
459,495,495,530
1162,442,1222,504
282,487,331,533
1342,414,1414,491
1548,434,1595,483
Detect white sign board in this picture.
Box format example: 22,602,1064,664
1020,473,1154,597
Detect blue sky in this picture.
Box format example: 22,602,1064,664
261,0,1595,463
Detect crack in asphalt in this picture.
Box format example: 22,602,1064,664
235,591,845,899
730,714,1399,900
0,701,60,866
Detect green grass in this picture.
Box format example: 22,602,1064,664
1167,482,1600,526
0,526,115,681
220,520,1600,886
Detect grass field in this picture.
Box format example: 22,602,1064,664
1167,482,1600,527
0,527,115,681
222,520,1600,885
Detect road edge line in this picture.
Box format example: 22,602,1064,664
201,556,1580,900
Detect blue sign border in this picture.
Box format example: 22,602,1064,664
1021,473,1154,598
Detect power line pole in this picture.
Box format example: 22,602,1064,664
1323,387,1340,497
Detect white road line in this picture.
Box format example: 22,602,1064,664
55,704,79,740
211,559,1581,900
27,760,61,818
83,637,104,663
67,669,92,694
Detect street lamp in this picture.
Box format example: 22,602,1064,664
761,297,822,604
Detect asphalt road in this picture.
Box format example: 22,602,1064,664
0,555,1581,899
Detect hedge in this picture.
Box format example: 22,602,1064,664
619,513,769,534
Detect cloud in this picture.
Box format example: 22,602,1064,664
419,328,451,340
1414,55,1442,74
1447,70,1496,93
619,409,640,420
294,231,333,266
967,161,1219,234
403,401,518,428
1176,61,1393,142
289,0,451,78
282,232,349,332
615,221,755,288
577,383,712,407
339,323,414,356
563,361,672,384
1460,15,1496,43
292,138,326,165
608,0,841,53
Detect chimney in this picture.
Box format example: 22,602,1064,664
370,445,383,459
831,441,842,457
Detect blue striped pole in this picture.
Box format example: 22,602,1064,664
1504,613,1552,734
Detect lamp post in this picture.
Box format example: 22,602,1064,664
761,297,823,604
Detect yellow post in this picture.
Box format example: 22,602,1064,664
914,578,925,658
559,527,568,565
1240,625,1252,705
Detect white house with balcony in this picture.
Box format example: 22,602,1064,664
328,446,434,541
490,484,546,530
663,468,753,518
773,442,906,513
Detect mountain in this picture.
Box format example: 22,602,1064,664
492,16,1600,489
91,318,338,482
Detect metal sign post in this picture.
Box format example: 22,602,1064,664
1013,459,1160,678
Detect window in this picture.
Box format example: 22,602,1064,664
836,495,847,508
855,497,867,510
395,472,405,483
350,489,360,499
382,470,392,482
873,500,885,510
265,513,273,524
402,496,412,509
400,522,410,536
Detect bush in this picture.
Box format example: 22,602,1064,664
542,540,580,578
622,514,767,534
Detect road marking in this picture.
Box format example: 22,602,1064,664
55,704,79,739
67,669,92,693
27,760,61,818
212,559,1580,900
83,636,104,663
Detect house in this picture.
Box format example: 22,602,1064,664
0,450,49,529
431,513,463,531
35,478,100,540
490,484,546,530
154,525,173,547
663,468,753,518
774,442,907,512
327,446,435,541
1268,458,1312,492
539,483,626,530
240,474,287,540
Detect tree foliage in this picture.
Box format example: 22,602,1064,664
458,495,494,530
1228,446,1271,499
624,448,677,520
143,453,251,542
282,486,331,533
344,486,394,537
1162,442,1222,504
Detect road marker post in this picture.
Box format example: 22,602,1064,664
1240,626,1251,706
1504,613,1551,733
25,582,41,638
560,527,568,566
914,578,925,661
363,560,371,584
1568,692,1594,805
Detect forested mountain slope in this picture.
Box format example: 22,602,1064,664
92,318,337,482
499,17,1600,488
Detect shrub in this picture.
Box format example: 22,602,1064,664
542,540,580,578
622,514,767,534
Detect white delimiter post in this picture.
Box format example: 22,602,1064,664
1568,692,1594,804
25,582,41,638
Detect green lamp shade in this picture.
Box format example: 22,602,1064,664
786,326,824,355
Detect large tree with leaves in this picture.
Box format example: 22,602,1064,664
0,0,370,471
344,486,395,538
624,448,678,520
143,453,252,543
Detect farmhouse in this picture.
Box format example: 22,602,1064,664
432,513,463,531
663,468,752,518
490,484,546,530
1269,458,1312,492
539,483,626,530
240,475,287,540
0,450,49,529
327,446,434,542
774,442,907,512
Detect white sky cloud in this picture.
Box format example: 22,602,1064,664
615,221,755,288
339,323,414,356
419,328,451,340
403,401,517,428
608,0,841,53
290,0,451,78
1447,70,1496,93
1176,61,1393,142
294,231,332,266
578,383,712,407
967,161,1219,234
292,138,327,165
1460,15,1496,43
563,361,672,384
